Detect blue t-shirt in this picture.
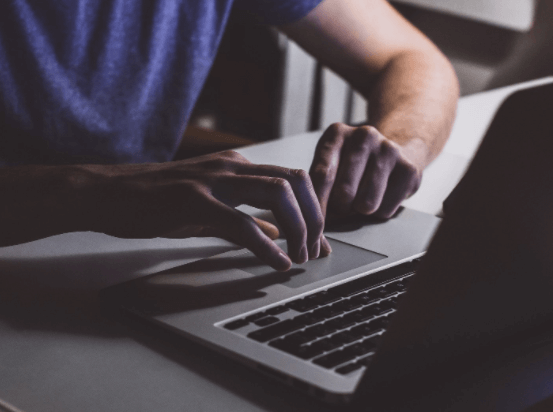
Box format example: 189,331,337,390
0,0,322,165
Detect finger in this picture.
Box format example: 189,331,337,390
320,235,332,258
208,198,293,271
309,123,353,218
237,165,324,260
373,161,421,219
217,175,309,264
352,140,398,215
328,126,379,215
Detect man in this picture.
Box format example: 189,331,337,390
0,0,459,271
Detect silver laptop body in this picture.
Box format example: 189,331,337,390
103,82,553,407
102,189,440,399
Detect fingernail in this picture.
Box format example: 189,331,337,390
299,245,308,264
276,252,292,272
310,240,320,260
321,236,332,256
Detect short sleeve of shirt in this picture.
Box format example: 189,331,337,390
234,0,324,25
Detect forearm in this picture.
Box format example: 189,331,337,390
0,165,106,246
366,50,459,169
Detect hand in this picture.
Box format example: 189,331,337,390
88,151,327,271
309,123,423,220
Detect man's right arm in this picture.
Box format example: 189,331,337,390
0,151,329,269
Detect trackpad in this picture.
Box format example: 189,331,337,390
242,238,386,288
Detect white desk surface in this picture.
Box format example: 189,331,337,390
0,77,551,412
393,0,535,32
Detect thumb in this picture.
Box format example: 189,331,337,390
252,216,280,240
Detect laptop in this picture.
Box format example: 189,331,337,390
101,83,553,406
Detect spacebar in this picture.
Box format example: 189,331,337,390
247,319,304,342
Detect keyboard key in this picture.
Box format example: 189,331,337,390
323,317,347,332
364,335,382,347
371,287,396,299
254,316,280,327
327,261,418,298
304,323,336,338
336,362,364,375
266,305,289,315
370,317,390,330
224,319,249,330
313,349,355,368
348,325,367,340
288,345,324,360
285,331,317,346
344,340,376,357
312,306,341,320
247,319,304,342
269,338,297,351
328,300,352,314
348,295,370,308
356,308,377,323
310,291,342,305
358,354,375,366
245,312,266,322
379,299,396,313
350,321,383,337
359,305,380,320
308,338,341,354
294,313,322,326
340,312,362,328
387,281,406,293
327,277,375,297
329,331,359,345
285,299,319,313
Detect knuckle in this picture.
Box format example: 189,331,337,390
221,150,247,162
311,164,333,181
290,168,313,187
380,140,400,159
290,168,309,182
327,122,348,136
312,212,325,232
355,200,378,215
398,159,421,181
335,184,357,200
411,178,422,195
205,158,228,170
221,150,238,158
359,125,379,139
269,177,293,193
349,130,373,153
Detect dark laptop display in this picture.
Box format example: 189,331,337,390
357,82,553,409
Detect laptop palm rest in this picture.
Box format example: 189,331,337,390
142,238,385,290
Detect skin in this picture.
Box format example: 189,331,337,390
0,152,328,271
281,0,459,222
0,0,459,270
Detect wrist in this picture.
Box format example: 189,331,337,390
372,124,431,171
396,136,432,171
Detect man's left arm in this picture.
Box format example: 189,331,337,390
279,0,459,228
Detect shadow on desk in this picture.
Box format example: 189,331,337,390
0,245,231,337
0,244,340,412
112,300,341,412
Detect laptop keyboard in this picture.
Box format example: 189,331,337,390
223,259,419,375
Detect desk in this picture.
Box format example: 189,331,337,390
0,78,552,412
393,0,536,31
